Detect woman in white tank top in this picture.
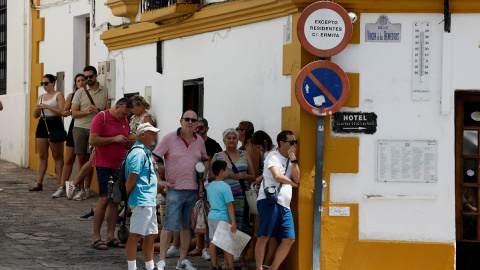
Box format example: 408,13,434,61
30,74,66,192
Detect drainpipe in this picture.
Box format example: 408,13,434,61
441,0,452,115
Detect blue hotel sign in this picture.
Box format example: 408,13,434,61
365,15,401,42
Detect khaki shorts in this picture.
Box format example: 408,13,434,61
72,127,91,154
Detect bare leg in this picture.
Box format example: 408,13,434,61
35,138,49,185
269,238,295,270
264,238,279,266
172,230,180,247
126,233,142,261
59,146,76,188
159,229,173,261
255,236,270,270
105,200,119,241
209,241,219,268
179,228,191,261
74,153,89,187
93,196,110,241
143,233,157,262
225,251,235,270
73,154,93,187
50,141,64,187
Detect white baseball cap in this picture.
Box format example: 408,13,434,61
136,123,160,136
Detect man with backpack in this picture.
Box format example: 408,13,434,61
125,123,160,270
89,97,133,250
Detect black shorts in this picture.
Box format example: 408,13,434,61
35,117,65,139
66,120,75,147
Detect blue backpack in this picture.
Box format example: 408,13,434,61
111,146,151,203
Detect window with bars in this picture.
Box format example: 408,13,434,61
0,0,6,95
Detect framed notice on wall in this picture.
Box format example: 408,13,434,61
376,140,437,182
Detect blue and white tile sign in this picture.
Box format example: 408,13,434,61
365,15,401,42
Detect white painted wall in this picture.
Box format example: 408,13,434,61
329,13,480,243
110,17,292,145
0,0,31,166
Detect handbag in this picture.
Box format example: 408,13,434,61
40,95,67,142
191,178,209,234
245,183,258,215
263,157,290,204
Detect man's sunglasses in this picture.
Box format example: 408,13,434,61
85,75,95,79
40,82,50,86
182,117,198,123
283,140,298,145
195,126,205,131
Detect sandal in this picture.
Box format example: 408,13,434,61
106,238,125,248
187,247,203,256
29,183,43,191
91,239,108,250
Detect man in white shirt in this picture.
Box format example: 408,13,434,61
255,130,301,270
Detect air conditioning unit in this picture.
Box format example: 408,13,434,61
98,60,116,100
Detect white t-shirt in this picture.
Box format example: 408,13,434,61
257,150,293,209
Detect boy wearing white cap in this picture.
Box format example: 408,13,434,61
125,123,160,270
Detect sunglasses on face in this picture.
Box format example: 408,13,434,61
40,82,50,86
182,117,198,123
283,140,298,145
85,75,95,79
235,127,244,131
195,126,205,131
119,104,134,109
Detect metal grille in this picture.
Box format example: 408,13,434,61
0,0,6,95
141,0,176,12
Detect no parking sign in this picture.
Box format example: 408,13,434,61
295,60,350,116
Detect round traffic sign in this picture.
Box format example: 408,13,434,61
295,61,350,116
297,2,353,57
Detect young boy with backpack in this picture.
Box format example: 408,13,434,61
207,160,237,270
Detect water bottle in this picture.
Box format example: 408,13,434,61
107,175,114,199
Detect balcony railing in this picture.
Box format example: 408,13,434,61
141,0,201,12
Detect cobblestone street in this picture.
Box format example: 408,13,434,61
0,159,256,270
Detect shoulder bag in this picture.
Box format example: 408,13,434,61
263,157,290,204
190,175,209,234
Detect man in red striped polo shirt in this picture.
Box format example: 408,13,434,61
153,110,208,270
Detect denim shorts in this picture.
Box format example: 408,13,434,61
257,199,295,242
163,189,198,231
130,206,158,236
96,167,118,197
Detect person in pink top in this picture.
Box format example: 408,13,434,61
89,97,133,250
153,110,208,270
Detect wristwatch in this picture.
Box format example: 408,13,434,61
291,159,298,164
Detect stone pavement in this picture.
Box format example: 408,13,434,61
0,159,256,270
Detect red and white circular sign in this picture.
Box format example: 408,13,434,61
297,2,353,57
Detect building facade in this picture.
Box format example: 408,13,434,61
5,0,480,269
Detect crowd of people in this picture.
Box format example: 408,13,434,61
31,66,301,270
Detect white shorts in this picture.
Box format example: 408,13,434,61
130,206,158,236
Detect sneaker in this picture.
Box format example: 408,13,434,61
202,248,210,260
73,189,87,201
176,259,196,270
85,188,94,198
52,187,66,198
79,209,94,221
68,185,81,200
156,260,166,270
166,245,181,257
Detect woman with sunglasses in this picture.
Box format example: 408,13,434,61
209,128,255,270
52,74,86,198
30,74,66,192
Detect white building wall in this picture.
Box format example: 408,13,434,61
110,17,292,143
330,13,480,243
0,0,31,166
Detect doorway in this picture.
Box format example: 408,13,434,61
455,91,480,269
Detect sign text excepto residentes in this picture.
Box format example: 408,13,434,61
304,9,346,50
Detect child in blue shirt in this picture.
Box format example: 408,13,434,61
207,160,237,270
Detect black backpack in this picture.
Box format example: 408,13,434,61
112,146,151,203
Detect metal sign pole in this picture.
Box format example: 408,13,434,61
312,116,325,270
